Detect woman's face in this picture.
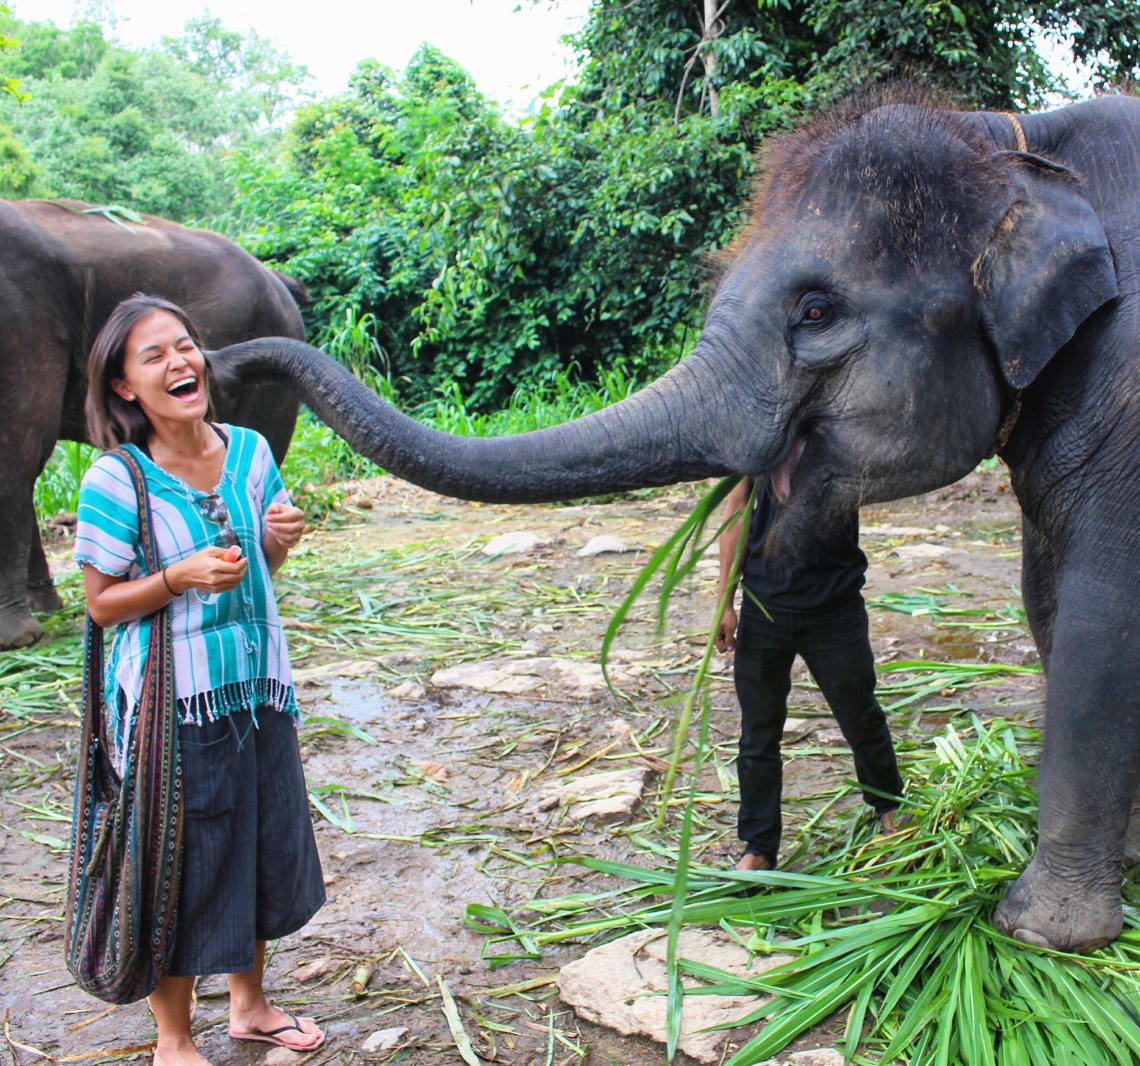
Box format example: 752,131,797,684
111,310,209,428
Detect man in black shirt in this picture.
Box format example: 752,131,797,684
715,478,905,872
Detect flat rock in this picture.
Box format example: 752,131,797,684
430,656,633,697
293,659,376,685
576,534,635,556
536,767,649,823
888,543,961,560
558,928,794,1063
481,531,544,556
862,524,934,538
787,1050,844,1066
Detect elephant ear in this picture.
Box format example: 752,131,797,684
973,152,1118,390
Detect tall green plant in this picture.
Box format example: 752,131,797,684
34,441,96,518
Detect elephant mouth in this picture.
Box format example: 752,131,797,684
771,436,807,504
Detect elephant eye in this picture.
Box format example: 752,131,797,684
796,295,834,328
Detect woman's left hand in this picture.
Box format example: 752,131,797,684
264,503,306,550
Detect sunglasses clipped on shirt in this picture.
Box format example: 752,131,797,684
197,493,240,549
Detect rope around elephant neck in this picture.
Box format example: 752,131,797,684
986,389,1022,460
1002,112,1028,153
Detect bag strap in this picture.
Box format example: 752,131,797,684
109,447,163,577
82,448,166,757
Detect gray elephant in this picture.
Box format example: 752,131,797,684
211,91,1137,953
1,199,304,649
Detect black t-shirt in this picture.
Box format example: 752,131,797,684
740,480,867,610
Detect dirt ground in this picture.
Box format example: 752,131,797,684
0,464,1038,1066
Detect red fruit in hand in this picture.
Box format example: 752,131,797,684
223,545,242,563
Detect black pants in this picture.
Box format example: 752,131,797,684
733,590,903,865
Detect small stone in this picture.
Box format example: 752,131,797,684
410,718,428,732
537,767,649,824
813,727,845,746
264,1047,301,1065
293,955,336,981
389,680,426,700
362,1030,408,1053
482,531,543,557
361,1027,408,1053
787,1050,844,1066
782,716,811,740
576,535,634,557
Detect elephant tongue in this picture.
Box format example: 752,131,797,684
771,438,806,505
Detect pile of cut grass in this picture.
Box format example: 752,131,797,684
468,716,1140,1065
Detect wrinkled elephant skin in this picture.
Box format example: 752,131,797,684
0,199,304,649
211,93,1140,952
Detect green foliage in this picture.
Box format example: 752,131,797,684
0,12,309,220
569,0,1140,114
34,441,97,518
159,14,313,131
0,3,26,101
0,118,36,194
218,44,758,409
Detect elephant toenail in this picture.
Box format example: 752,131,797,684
1012,927,1052,949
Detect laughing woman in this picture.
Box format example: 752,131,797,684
74,294,326,1064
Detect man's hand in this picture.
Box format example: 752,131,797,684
715,604,738,653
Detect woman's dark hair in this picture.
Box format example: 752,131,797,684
85,293,216,450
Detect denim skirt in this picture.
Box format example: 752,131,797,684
166,708,325,976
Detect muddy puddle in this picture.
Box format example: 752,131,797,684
0,466,1041,1065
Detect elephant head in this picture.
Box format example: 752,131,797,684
210,99,1117,552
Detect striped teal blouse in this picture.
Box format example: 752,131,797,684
75,425,298,764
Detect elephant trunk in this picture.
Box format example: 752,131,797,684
208,337,755,503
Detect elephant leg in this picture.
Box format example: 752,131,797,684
1020,514,1057,675
25,514,63,613
993,580,1137,951
0,499,42,648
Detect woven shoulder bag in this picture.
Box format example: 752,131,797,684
65,446,183,1003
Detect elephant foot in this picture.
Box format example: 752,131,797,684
25,580,64,613
993,856,1121,952
0,608,42,649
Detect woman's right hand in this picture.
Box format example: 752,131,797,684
166,546,248,595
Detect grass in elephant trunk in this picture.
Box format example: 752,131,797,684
464,477,1138,1066
468,715,1140,1066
